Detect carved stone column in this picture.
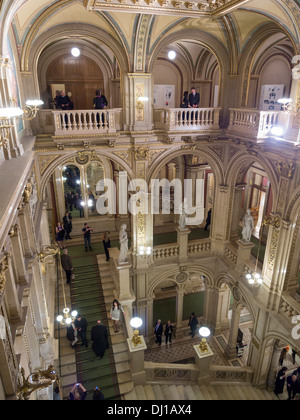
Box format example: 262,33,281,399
8,224,28,285
225,304,241,360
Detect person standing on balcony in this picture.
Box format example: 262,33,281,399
57,91,72,110
180,91,189,108
93,89,108,128
188,87,200,123
188,87,200,108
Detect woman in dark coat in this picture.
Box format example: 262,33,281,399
274,367,288,396
91,320,109,359
93,89,108,127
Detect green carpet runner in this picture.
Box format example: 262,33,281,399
67,247,121,400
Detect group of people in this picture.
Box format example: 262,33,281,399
180,87,200,109
55,212,73,249
275,366,300,400
68,383,105,401
154,312,199,346
65,299,125,400
54,90,74,110
154,320,175,346
274,347,300,400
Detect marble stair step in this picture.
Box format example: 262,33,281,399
184,385,197,400
206,385,219,400
152,384,165,401
244,384,260,401
135,384,147,400
125,388,138,400
168,385,181,400
233,385,250,400
176,385,186,400
160,384,171,400
119,381,134,395
219,384,235,400
253,387,269,400
143,384,156,400
212,385,227,400
191,385,205,400
199,385,213,400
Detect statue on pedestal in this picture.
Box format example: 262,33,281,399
118,224,128,264
242,209,254,243
178,198,188,231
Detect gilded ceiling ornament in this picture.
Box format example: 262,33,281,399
134,147,149,161
75,151,90,165
274,161,296,179
263,215,281,229
38,155,61,176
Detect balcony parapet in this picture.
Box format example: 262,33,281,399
154,107,221,132
52,108,123,136
228,108,300,145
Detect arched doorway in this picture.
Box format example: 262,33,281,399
45,53,104,110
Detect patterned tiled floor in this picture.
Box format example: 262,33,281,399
145,321,253,368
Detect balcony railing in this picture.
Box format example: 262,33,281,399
52,109,123,136
228,108,300,142
154,107,221,131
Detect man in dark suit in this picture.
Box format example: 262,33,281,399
74,315,88,348
189,87,200,123
91,320,109,359
155,319,163,346
189,87,200,108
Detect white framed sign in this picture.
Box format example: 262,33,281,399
153,85,175,108
259,85,284,111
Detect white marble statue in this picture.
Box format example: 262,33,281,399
118,224,128,264
242,209,254,243
178,198,188,230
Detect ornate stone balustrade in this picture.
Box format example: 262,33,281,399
228,108,298,141
52,109,123,136
188,239,211,255
279,294,300,320
153,243,179,260
224,245,238,265
210,365,254,384
154,107,221,131
145,361,198,384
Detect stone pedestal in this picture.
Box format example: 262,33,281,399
193,343,214,385
127,336,147,385
176,227,191,263
236,240,255,267
117,261,135,317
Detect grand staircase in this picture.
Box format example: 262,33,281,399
124,383,288,401
56,244,293,401
56,247,132,400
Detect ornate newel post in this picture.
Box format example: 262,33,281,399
193,340,214,385
127,317,147,385
177,227,191,263
127,337,147,385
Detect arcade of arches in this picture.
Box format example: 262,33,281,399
0,0,300,401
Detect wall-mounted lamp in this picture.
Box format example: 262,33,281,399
0,100,43,147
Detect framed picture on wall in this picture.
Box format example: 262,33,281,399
153,85,175,108
259,85,284,111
